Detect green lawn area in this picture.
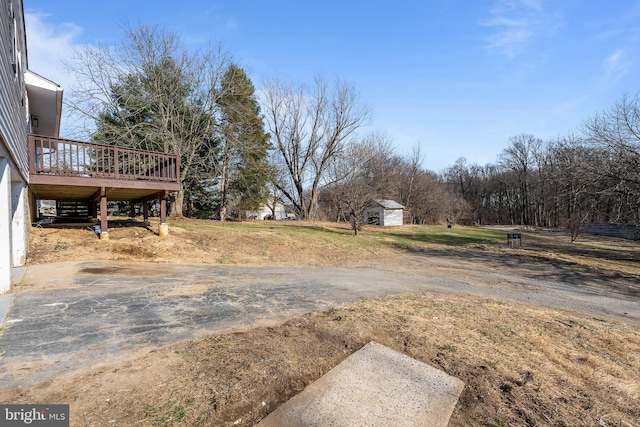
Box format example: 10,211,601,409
374,225,508,247
174,219,640,276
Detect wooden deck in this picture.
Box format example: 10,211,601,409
28,134,181,238
28,134,180,201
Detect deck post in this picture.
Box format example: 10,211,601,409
159,191,168,237
129,202,136,220
99,187,109,240
89,200,97,219
89,189,102,220
142,201,150,226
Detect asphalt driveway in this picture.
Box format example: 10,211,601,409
1,256,638,388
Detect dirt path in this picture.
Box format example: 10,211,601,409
1,251,637,392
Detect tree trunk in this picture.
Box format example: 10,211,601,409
350,210,359,236
219,146,229,222
170,189,184,217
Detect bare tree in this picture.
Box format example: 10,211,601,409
326,134,388,234
262,76,369,220
397,144,423,210
445,157,470,199
499,134,542,225
439,95,640,231
583,92,640,211
65,24,232,217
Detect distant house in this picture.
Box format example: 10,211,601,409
364,200,406,226
246,199,286,220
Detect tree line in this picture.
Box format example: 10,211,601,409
444,94,640,239
66,25,639,235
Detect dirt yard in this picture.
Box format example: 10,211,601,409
3,218,640,426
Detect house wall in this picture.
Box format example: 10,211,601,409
247,203,286,220
364,206,404,226
0,0,29,293
273,204,286,220
0,158,12,292
11,180,28,266
382,209,403,226
0,0,29,179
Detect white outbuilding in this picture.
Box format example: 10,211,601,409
364,200,406,226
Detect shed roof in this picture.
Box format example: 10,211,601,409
373,199,405,210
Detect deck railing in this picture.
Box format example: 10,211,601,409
29,134,180,183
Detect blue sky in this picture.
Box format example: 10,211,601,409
24,0,640,172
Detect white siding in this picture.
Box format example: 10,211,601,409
382,209,403,226
0,0,29,179
11,180,27,266
0,159,12,292
365,205,404,226
0,0,29,292
247,202,286,220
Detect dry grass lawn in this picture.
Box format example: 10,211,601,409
5,295,639,426
4,218,639,426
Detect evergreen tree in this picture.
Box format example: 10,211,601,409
69,25,230,217
217,65,271,220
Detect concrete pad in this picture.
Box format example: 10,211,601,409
0,294,12,326
257,341,465,427
11,266,26,285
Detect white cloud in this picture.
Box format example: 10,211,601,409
550,95,590,116
519,0,542,10
224,17,238,31
603,49,628,82
24,12,83,89
594,28,624,41
24,12,92,138
484,19,532,57
481,0,555,58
